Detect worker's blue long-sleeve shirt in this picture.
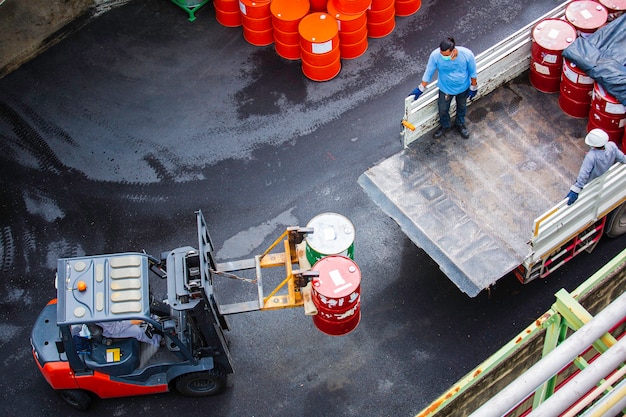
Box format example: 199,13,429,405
422,46,477,95
571,141,626,193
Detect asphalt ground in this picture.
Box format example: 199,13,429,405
1,0,625,416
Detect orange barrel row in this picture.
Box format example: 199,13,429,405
529,18,576,94
327,0,368,59
240,0,273,46
271,0,310,60
299,13,341,81
368,0,396,38
597,0,626,21
588,83,626,145
559,58,594,118
311,255,361,336
395,0,421,17
564,0,608,37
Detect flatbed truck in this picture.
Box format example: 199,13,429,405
359,1,626,297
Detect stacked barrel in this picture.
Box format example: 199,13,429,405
299,13,341,81
529,18,576,94
270,0,310,60
327,0,368,59
215,0,422,81
240,0,274,46
304,213,360,336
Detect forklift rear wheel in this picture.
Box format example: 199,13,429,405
605,202,626,238
174,370,226,397
58,389,92,411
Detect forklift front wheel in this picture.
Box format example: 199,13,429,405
58,389,93,411
174,370,226,397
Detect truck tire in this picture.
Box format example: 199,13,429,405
605,202,626,238
57,389,92,411
174,370,226,397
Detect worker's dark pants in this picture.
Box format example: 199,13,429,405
438,88,469,128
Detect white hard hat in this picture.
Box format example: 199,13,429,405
585,128,609,147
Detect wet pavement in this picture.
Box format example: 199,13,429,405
1,0,625,416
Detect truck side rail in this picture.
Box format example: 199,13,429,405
414,248,626,417
526,163,626,269
401,0,573,148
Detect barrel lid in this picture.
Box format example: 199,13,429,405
532,18,577,51
326,0,365,22
312,255,361,298
306,212,355,255
299,13,339,42
566,0,608,30
597,0,626,11
270,0,310,21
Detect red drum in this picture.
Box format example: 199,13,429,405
588,83,626,143
565,0,608,36
530,18,576,93
559,59,593,118
597,0,626,21
311,255,361,336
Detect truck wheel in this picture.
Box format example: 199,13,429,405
57,389,92,411
605,202,626,238
174,370,226,397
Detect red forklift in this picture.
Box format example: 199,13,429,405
31,210,355,410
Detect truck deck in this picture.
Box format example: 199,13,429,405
359,76,588,296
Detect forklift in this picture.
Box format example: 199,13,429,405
31,210,332,410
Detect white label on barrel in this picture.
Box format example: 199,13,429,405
542,53,558,64
547,28,560,39
312,40,333,54
533,62,551,75
580,75,593,85
605,102,626,115
329,269,353,294
580,9,593,19
239,2,247,15
620,119,626,128
563,63,577,82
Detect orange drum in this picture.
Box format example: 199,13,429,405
299,13,341,81
394,0,421,17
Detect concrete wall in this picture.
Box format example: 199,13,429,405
0,0,130,78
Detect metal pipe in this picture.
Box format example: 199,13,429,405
579,377,626,417
560,362,626,417
526,337,626,417
468,291,626,417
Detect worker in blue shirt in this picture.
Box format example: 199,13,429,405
410,37,478,139
566,128,626,205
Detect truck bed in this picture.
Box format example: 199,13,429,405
359,75,588,296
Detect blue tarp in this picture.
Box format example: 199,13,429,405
562,14,626,105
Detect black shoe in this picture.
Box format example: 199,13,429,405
433,127,450,139
455,124,470,139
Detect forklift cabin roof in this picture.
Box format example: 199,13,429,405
56,253,151,326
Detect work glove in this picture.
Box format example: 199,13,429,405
468,84,478,99
409,84,425,100
566,190,578,205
